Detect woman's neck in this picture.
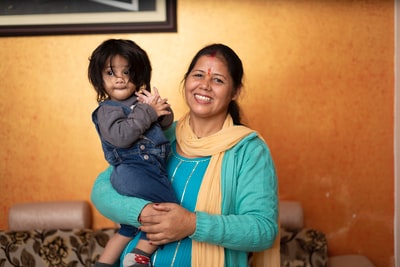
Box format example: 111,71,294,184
176,143,192,158
189,114,226,138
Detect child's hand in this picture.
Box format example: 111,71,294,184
136,86,159,104
136,87,171,117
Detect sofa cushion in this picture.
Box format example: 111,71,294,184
0,229,94,267
0,228,118,267
280,227,328,267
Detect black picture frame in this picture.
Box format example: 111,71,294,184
0,0,177,37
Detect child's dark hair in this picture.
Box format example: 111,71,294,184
183,43,244,125
88,39,152,102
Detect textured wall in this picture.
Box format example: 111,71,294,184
0,1,394,266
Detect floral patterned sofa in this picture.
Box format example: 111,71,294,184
0,228,116,267
0,201,366,267
0,227,328,267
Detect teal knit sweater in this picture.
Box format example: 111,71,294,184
91,124,278,267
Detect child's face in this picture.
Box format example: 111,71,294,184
102,54,136,101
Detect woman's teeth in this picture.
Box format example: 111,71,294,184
195,94,211,102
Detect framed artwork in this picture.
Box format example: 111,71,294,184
0,0,177,36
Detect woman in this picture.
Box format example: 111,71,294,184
91,43,279,267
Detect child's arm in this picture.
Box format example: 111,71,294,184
97,102,159,148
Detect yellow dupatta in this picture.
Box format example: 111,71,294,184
176,113,280,267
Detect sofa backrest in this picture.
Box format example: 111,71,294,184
8,200,92,230
279,201,304,229
8,200,303,231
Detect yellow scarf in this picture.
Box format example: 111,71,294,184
176,113,280,267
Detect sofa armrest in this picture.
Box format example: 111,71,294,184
328,255,375,267
8,201,92,231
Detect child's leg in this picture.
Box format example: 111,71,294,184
122,233,158,267
95,232,132,267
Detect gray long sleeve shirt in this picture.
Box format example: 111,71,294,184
96,95,173,148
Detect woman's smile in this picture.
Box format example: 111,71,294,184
194,93,212,103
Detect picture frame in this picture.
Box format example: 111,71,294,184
0,0,177,37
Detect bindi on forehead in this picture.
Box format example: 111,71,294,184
206,53,217,75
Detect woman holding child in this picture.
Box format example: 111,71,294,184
91,43,279,267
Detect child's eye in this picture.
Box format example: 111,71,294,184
106,70,114,76
123,70,130,75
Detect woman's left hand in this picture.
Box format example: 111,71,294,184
138,203,196,245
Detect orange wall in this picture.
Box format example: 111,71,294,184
0,1,394,266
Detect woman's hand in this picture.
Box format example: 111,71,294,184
139,203,196,245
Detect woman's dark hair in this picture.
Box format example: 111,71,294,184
88,39,152,102
183,43,244,125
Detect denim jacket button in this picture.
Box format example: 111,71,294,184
144,155,149,160
140,145,145,150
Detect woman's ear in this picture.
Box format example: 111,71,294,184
232,86,242,101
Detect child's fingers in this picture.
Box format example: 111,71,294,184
153,87,160,96
142,89,151,96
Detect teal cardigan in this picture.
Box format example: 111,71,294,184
91,123,278,267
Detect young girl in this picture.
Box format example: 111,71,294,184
88,39,177,267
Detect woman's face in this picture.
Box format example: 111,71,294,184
184,55,239,121
102,54,136,101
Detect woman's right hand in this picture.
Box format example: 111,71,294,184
139,203,196,245
139,203,168,220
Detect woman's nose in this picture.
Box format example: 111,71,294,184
199,78,211,90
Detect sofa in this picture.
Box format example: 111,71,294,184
0,201,374,267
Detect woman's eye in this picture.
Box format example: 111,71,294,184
214,78,224,84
